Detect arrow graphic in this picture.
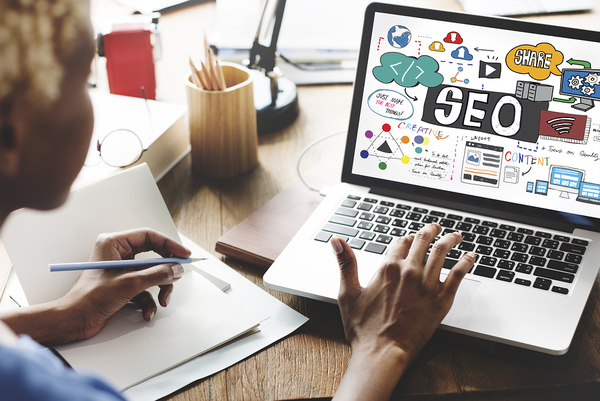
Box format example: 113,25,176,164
567,58,591,69
553,97,577,103
474,47,493,52
404,88,418,101
522,167,532,176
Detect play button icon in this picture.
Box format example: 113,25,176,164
479,61,502,79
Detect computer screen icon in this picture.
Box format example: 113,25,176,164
535,180,549,195
559,68,600,112
577,182,600,205
548,165,585,199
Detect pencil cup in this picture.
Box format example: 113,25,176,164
185,62,259,178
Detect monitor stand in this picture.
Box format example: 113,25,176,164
560,191,571,199
572,98,594,112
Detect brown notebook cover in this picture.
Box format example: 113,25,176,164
215,156,342,269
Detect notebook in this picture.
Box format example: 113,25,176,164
457,0,594,17
264,3,600,355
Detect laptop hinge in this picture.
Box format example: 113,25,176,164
370,186,576,234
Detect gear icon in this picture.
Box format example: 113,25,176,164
584,73,600,86
581,86,596,96
568,75,584,90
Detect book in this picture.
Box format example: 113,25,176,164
73,92,190,188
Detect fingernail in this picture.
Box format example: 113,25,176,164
466,251,476,260
149,310,155,321
165,291,172,306
330,237,344,255
171,264,184,278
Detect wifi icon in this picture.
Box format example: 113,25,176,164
547,116,576,135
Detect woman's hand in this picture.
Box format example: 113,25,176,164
331,223,476,401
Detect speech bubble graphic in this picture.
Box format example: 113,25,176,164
367,89,414,121
506,43,564,80
373,52,443,87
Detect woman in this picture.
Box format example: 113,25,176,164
0,1,475,400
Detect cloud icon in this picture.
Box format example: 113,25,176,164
429,41,445,52
444,31,463,44
506,43,564,80
451,46,473,60
373,52,444,88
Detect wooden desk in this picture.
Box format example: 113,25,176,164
7,1,600,399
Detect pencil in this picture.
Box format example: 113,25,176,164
49,257,207,272
215,59,227,90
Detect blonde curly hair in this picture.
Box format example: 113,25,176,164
0,0,90,109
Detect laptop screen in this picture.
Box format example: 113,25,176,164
343,3,600,230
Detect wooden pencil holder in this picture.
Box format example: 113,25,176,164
185,62,258,178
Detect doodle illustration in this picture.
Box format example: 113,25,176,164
373,52,444,87
506,43,564,80
388,25,411,48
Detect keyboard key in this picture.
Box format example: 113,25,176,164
565,253,582,264
406,212,422,221
347,195,361,200
390,209,405,218
507,232,524,242
374,225,390,234
359,212,375,221
380,201,394,207
332,235,350,243
442,229,458,236
541,239,559,249
364,198,378,203
553,235,570,242
390,228,406,237
359,231,376,241
395,204,411,210
493,239,510,249
462,232,476,242
458,242,476,251
408,222,425,231
473,226,489,235
480,256,497,267
456,222,472,231
365,242,386,254
535,231,552,238
490,229,507,239
376,216,391,224
517,228,534,235
515,278,531,287
447,249,462,259
376,235,393,244
533,278,552,290
349,238,365,250
534,267,575,283
373,206,389,214
524,236,541,246
482,221,498,228
474,265,497,278
464,217,480,224
493,249,510,259
515,263,533,274
511,243,528,253
357,203,372,211
439,219,455,228
335,207,358,218
357,221,373,230
341,200,357,208
559,243,586,255
498,260,515,270
528,256,547,267
499,224,516,231
547,260,579,274
476,235,493,245
496,270,515,282
314,231,332,242
392,219,408,227
413,207,428,214
430,211,445,217
529,246,546,257
572,238,589,246
552,286,569,295
511,252,528,262
447,214,463,220
422,215,439,223
322,223,358,237
329,215,357,227
547,250,564,260
475,245,493,255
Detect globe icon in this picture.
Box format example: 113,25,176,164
388,25,411,48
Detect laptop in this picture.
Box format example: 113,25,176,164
264,3,600,355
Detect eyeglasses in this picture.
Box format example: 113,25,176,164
85,129,146,168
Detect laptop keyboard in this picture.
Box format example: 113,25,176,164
314,194,591,295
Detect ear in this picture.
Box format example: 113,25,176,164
0,103,25,180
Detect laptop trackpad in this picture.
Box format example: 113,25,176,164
441,276,481,326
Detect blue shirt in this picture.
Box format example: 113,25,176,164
0,335,125,401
